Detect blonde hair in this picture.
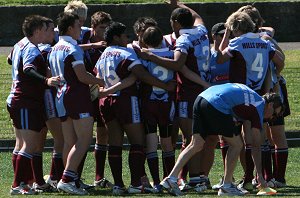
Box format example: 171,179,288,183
225,11,255,34
64,0,88,20
237,5,265,31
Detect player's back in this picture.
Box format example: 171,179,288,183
7,37,47,108
176,24,210,80
140,47,175,101
228,32,275,91
209,49,229,85
49,37,84,87
200,83,264,116
96,46,139,95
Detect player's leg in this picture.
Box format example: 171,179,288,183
12,127,22,173
124,123,146,190
94,124,112,188
159,125,175,180
198,135,219,188
106,119,125,189
269,123,288,187
238,121,255,191
45,117,64,187
145,123,160,187
44,88,64,187
222,135,243,185
32,127,49,191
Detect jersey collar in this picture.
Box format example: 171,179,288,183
179,27,198,36
59,36,78,45
239,32,260,39
147,47,170,53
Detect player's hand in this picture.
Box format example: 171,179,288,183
47,76,61,87
137,48,152,60
165,80,177,92
164,0,179,8
98,88,110,98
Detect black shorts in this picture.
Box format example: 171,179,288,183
192,96,241,139
268,115,285,126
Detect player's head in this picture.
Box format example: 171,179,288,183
104,21,128,47
57,12,81,40
64,0,88,26
142,26,163,48
22,15,50,43
44,18,55,44
133,17,157,36
133,17,157,47
170,8,194,33
211,22,226,39
237,5,264,32
263,92,285,121
225,11,255,37
91,11,112,39
91,11,112,28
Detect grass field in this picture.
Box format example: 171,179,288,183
1,149,300,197
0,0,298,6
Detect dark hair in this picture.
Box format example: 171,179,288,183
133,17,157,35
22,15,49,37
170,8,194,28
263,92,285,110
104,22,126,45
91,11,112,28
142,26,163,48
57,12,79,36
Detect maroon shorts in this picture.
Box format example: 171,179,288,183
59,90,93,122
100,95,141,125
141,100,175,126
7,105,46,132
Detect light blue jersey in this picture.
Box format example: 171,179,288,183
209,49,229,85
226,33,276,91
95,46,141,96
200,83,265,129
176,24,210,82
140,47,174,101
48,36,86,117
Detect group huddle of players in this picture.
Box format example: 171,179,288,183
7,0,290,196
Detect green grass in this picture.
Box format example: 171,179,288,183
281,50,300,131
0,0,298,6
1,148,300,197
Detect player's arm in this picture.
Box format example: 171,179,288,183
79,41,107,51
74,63,105,87
261,34,285,60
98,73,137,98
138,49,186,71
271,51,285,75
168,0,204,26
217,28,231,64
7,50,13,65
24,67,60,87
131,64,176,92
259,26,275,38
180,65,211,89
